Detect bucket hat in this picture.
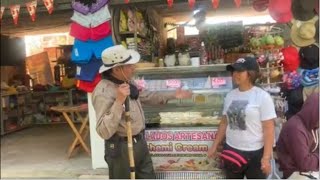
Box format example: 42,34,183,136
291,0,316,21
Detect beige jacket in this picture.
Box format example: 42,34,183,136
92,79,175,140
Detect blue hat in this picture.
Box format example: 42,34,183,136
71,35,114,64
299,68,319,87
76,56,102,82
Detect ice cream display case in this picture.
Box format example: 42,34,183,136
134,65,233,178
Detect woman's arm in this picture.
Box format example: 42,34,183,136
262,119,275,160
259,92,277,175
260,119,275,175
208,116,228,158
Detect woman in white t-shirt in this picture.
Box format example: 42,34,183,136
208,57,276,179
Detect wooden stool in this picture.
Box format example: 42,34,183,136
51,105,91,158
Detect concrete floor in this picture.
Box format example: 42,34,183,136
1,124,108,179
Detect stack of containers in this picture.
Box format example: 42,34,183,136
70,0,114,92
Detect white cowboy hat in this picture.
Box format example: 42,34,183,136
99,45,140,73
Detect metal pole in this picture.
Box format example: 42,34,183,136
125,98,135,179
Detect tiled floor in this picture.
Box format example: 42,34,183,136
1,124,108,179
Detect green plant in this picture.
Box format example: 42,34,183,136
177,43,190,53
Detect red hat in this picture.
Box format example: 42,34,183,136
268,0,292,23
281,46,300,72
252,0,269,12
77,73,102,93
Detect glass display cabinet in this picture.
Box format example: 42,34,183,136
134,64,232,178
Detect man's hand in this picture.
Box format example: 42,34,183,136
116,83,130,104
175,89,193,99
261,158,271,176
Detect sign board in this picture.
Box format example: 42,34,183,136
211,77,227,88
166,79,181,88
145,127,220,171
26,52,54,85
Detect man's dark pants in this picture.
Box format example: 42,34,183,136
104,134,155,179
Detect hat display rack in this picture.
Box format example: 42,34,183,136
69,0,114,93
248,24,288,122
248,25,285,92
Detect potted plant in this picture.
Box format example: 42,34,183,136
164,38,177,67
177,43,191,66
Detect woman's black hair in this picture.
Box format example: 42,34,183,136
101,69,113,79
247,70,260,85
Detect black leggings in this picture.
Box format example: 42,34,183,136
224,144,266,179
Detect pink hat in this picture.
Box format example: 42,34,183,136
268,0,292,23
70,21,112,41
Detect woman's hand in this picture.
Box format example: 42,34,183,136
261,158,271,175
175,88,193,99
207,146,219,159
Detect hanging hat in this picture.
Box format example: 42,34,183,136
71,35,114,64
299,67,319,87
291,20,316,47
299,44,319,69
90,0,110,14
76,56,102,82
281,46,300,72
252,0,269,12
72,0,90,15
71,5,111,28
291,0,316,21
268,0,292,23
77,73,102,93
99,45,140,73
70,21,112,41
282,71,301,90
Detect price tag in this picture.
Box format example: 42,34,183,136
166,79,181,88
135,79,146,90
211,78,227,88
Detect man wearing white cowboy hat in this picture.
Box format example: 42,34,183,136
92,45,193,179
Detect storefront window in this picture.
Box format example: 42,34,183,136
183,15,275,36
24,33,73,57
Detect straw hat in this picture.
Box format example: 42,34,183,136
291,19,317,47
99,45,140,73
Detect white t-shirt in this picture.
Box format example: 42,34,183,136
223,86,277,151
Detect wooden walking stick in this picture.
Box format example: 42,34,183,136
125,97,135,179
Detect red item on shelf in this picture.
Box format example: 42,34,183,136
212,0,220,9
281,46,300,72
77,74,102,93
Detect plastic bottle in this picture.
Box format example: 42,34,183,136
200,42,208,65
158,58,164,67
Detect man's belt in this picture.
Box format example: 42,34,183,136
120,131,144,143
